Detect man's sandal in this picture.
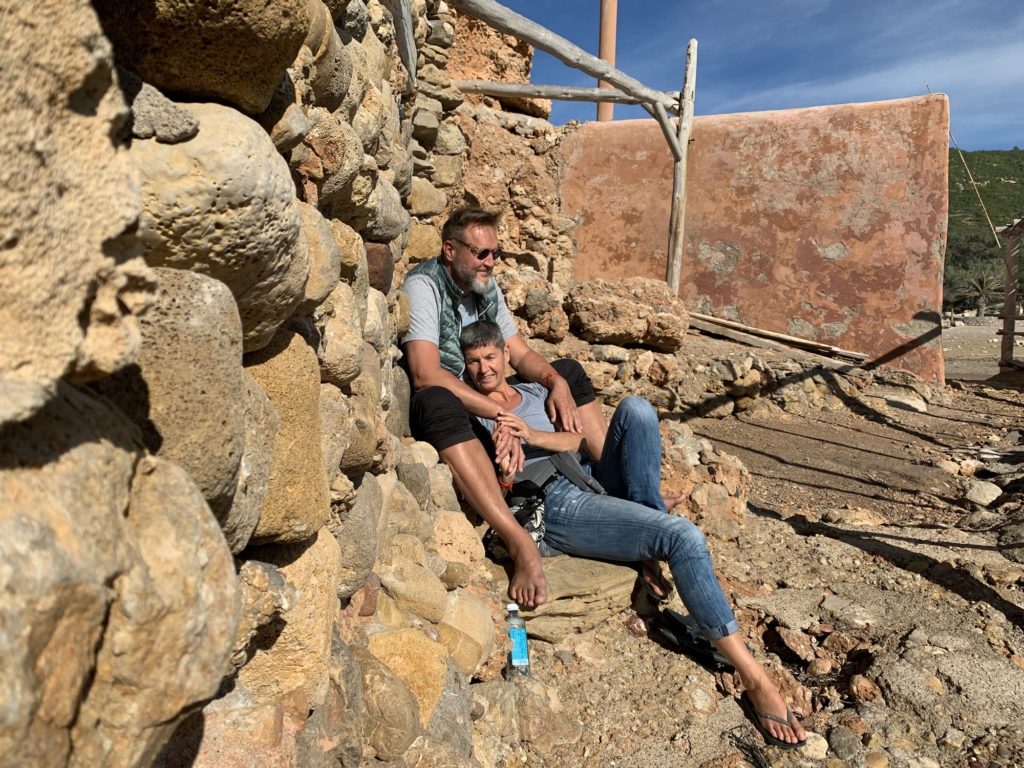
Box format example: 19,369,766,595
738,690,806,750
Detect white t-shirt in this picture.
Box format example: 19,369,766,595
401,272,520,376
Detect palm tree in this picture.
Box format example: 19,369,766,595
957,271,1005,317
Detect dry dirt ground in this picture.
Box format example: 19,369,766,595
515,325,1024,768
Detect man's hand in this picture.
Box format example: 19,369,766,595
545,376,581,433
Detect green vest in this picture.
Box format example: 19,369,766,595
406,256,499,376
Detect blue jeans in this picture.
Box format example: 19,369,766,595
540,396,740,641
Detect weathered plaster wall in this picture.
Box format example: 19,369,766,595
559,95,949,383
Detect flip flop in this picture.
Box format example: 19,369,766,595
658,608,732,668
639,560,673,602
738,690,806,750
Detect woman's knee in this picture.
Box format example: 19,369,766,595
617,395,658,427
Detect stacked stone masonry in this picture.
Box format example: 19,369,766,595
0,1,954,767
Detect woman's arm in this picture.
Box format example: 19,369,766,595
496,411,583,454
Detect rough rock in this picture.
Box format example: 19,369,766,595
0,0,155,424
223,373,280,553
965,478,1002,507
440,588,495,676
93,0,311,114
521,556,638,642
71,456,240,766
495,264,569,342
386,364,412,438
565,277,691,352
320,383,353,487
227,560,296,675
379,554,449,623
352,646,421,760
364,242,396,294
331,472,381,599
245,328,331,544
362,288,393,354
0,384,140,766
388,478,434,540
307,11,353,114
301,108,365,212
295,201,342,315
431,509,485,567
119,68,199,143
367,628,450,728
133,102,309,351
237,528,343,708
91,268,244,522
316,282,364,387
406,219,443,263
338,344,383,476
294,631,364,768
406,176,448,216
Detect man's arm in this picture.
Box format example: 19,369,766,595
505,334,582,433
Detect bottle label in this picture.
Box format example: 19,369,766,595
509,627,529,666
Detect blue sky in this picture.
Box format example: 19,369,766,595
498,0,1024,150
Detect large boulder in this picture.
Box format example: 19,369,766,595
315,283,364,387
351,646,421,761
0,0,155,424
72,457,240,766
236,529,343,708
91,268,245,523
245,328,330,544
565,277,690,352
367,629,450,728
0,384,239,767
495,264,569,342
92,0,311,114
132,102,309,352
330,472,381,599
296,201,342,315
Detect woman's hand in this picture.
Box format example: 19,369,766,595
495,411,535,445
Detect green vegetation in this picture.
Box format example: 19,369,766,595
945,147,1024,313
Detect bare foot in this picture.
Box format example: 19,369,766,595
640,559,673,599
663,492,688,512
744,682,806,746
508,538,548,609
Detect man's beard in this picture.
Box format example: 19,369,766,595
453,261,490,295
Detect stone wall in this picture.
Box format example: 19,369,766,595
558,97,950,384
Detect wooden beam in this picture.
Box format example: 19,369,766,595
381,0,417,92
448,0,677,110
691,312,868,362
665,39,697,296
652,102,683,162
454,79,680,111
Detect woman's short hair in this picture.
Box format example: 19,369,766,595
459,320,505,351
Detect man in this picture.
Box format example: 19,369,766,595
401,207,607,608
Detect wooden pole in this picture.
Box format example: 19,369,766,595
1001,233,1020,367
597,0,617,121
665,39,697,296
381,0,416,92
448,0,677,111
454,80,680,110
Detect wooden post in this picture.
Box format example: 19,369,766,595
597,0,617,121
1001,231,1021,367
381,0,416,92
665,39,697,296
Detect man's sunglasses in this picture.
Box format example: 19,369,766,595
452,238,504,261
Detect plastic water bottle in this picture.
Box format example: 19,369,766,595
506,603,531,677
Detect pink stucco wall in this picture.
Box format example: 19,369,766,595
559,95,949,383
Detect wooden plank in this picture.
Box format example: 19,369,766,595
691,312,868,361
454,79,681,112
665,39,697,296
448,0,677,110
652,102,682,162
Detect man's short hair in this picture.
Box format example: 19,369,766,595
441,206,503,246
460,320,505,352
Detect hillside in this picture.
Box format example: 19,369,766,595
945,147,1024,306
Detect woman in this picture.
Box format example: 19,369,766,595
460,320,806,749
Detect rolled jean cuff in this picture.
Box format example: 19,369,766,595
698,619,740,642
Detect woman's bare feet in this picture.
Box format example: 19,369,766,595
742,680,806,747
